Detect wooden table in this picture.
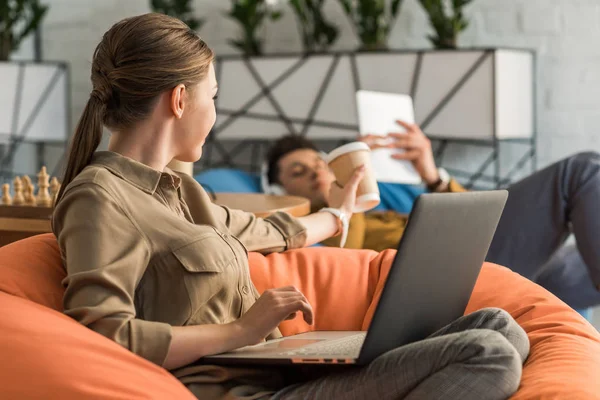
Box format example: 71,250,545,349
0,205,53,247
213,193,311,218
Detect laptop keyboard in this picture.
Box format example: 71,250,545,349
283,333,366,357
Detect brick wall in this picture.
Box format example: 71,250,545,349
8,0,600,174
6,0,598,326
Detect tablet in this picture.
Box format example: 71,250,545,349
355,90,422,185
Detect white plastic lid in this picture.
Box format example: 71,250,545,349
326,142,371,164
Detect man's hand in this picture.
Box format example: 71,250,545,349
360,120,440,186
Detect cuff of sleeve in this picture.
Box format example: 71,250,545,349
129,319,173,366
588,268,600,292
447,179,467,193
264,212,307,250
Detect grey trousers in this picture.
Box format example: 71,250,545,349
272,308,529,400
486,152,600,309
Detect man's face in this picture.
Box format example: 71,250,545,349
276,148,336,209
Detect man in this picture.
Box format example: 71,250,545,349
263,121,600,312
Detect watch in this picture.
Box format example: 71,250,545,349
426,168,450,192
318,207,349,248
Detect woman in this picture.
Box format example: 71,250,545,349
52,13,529,400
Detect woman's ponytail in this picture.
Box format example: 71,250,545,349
54,95,105,206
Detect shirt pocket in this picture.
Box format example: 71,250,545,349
172,234,238,325
173,234,235,273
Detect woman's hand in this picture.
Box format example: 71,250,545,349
360,120,440,186
327,165,365,216
296,166,364,247
236,286,314,345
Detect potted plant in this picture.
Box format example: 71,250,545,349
0,0,48,61
226,0,284,56
149,0,203,30
417,0,473,49
337,0,403,51
289,0,338,53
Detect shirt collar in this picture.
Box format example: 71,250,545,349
91,151,182,194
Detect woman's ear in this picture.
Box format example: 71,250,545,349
170,84,187,119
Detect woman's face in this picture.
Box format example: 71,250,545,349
175,63,218,162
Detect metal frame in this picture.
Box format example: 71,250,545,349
199,48,536,189
0,61,70,184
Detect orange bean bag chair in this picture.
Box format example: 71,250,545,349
1,234,599,399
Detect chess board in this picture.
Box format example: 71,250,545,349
0,167,61,247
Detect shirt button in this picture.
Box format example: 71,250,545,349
242,286,250,295
222,233,229,240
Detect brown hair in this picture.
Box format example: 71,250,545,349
265,134,318,185
55,13,214,205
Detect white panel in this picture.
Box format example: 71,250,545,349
216,117,290,139
12,142,37,177
24,72,68,141
270,55,333,120
17,65,58,133
293,123,306,135
313,56,358,125
305,125,357,140
250,57,302,86
248,57,314,116
355,53,417,95
0,64,20,137
214,113,228,127
414,51,485,125
248,97,278,115
495,50,533,139
217,60,262,110
426,55,494,139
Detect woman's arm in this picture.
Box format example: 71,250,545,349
297,165,365,247
163,323,244,370
164,286,314,370
179,167,364,253
296,211,339,247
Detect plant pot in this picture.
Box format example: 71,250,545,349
0,61,70,177
213,48,534,141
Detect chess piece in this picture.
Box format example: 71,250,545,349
50,177,61,205
1,184,11,205
24,180,36,206
36,167,52,207
12,177,24,206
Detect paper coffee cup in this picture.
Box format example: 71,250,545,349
326,142,380,213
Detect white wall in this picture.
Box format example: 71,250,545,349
8,0,600,174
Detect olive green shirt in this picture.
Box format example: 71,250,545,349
52,151,307,399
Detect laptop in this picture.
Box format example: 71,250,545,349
203,191,508,366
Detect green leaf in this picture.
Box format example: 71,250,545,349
338,0,397,49
290,0,339,51
149,0,203,30
270,10,282,20
2,0,49,55
418,0,472,48
227,38,248,53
